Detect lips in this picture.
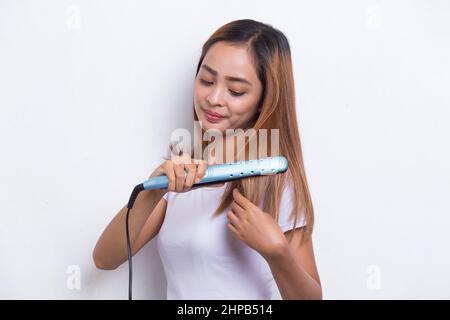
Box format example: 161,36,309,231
202,108,225,123
203,109,225,118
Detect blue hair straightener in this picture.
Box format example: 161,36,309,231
142,156,288,190
125,156,288,300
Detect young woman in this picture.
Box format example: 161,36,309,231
93,19,322,300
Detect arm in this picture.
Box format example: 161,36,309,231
266,227,322,300
227,188,322,299
92,188,167,270
93,155,208,270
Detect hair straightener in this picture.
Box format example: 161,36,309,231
124,156,288,300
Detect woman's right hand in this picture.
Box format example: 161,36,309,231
149,152,209,193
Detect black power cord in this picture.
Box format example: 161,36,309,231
124,179,224,300
125,183,145,300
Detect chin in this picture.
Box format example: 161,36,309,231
201,121,226,134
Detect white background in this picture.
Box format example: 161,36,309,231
0,0,449,299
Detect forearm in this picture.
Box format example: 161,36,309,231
265,244,322,300
93,188,166,269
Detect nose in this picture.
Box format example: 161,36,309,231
206,85,226,107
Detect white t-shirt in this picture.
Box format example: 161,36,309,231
157,181,306,299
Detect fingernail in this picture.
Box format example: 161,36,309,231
195,178,200,183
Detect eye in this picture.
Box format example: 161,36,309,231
200,79,245,97
229,90,245,97
200,79,213,86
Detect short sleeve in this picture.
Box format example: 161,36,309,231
163,191,170,201
278,181,307,232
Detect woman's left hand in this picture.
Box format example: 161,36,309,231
227,188,288,261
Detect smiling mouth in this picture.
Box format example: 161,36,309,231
202,109,226,123
203,109,225,118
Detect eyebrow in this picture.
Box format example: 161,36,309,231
201,64,252,86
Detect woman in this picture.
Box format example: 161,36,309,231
93,19,322,300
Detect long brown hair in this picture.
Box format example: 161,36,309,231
191,19,314,244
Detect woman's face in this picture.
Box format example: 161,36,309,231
194,42,263,134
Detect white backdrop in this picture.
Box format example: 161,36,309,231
1,0,449,299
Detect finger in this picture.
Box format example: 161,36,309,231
180,152,192,165
173,159,186,192
231,201,246,218
208,155,217,165
227,210,240,227
172,150,191,165
163,161,176,191
206,144,218,165
206,145,215,165
180,152,195,189
195,160,208,183
227,221,239,235
232,188,252,209
184,163,197,188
